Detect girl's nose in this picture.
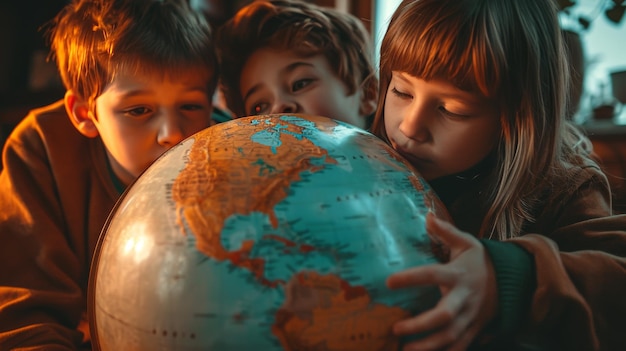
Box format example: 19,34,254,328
399,104,432,142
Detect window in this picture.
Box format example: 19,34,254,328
372,0,402,68
560,0,626,124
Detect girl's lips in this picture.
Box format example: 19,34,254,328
392,144,438,179
394,144,431,165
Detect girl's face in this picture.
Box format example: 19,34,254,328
92,68,214,186
384,71,500,181
239,48,371,128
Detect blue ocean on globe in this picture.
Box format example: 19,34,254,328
89,114,448,351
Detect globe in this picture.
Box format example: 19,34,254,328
89,113,450,351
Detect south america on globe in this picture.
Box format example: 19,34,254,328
89,113,450,351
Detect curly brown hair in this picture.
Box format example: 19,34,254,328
216,0,377,118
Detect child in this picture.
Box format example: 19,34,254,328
0,0,227,348
216,0,378,129
371,0,626,350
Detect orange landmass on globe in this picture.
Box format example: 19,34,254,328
272,271,409,351
170,117,337,286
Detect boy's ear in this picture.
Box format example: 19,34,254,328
358,79,378,117
359,96,377,117
64,90,99,138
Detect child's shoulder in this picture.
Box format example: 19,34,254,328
559,152,606,187
8,100,67,142
30,99,66,116
538,155,611,215
4,99,105,173
10,100,75,143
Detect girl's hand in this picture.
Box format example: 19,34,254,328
387,212,498,351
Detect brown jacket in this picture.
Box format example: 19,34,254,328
0,100,118,349
0,100,231,350
432,158,626,350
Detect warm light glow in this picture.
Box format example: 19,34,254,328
121,221,154,263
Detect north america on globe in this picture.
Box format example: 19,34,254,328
90,114,447,351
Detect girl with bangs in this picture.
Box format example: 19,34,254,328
372,0,626,350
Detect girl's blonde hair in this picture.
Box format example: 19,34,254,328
48,0,218,112
371,0,595,239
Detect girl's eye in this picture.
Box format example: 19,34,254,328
391,87,412,100
292,78,314,92
438,106,469,119
123,106,152,117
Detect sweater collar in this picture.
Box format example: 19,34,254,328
104,156,126,195
427,153,496,208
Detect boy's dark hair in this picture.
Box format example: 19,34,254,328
216,0,377,117
48,0,218,111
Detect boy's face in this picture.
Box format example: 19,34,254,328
90,68,214,186
239,48,371,129
384,71,500,181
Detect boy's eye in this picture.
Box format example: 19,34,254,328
181,104,204,111
123,106,152,117
251,102,269,115
391,87,412,100
292,78,314,92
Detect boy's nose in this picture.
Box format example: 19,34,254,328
157,113,185,147
270,99,299,114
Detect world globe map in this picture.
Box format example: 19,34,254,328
89,114,449,350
